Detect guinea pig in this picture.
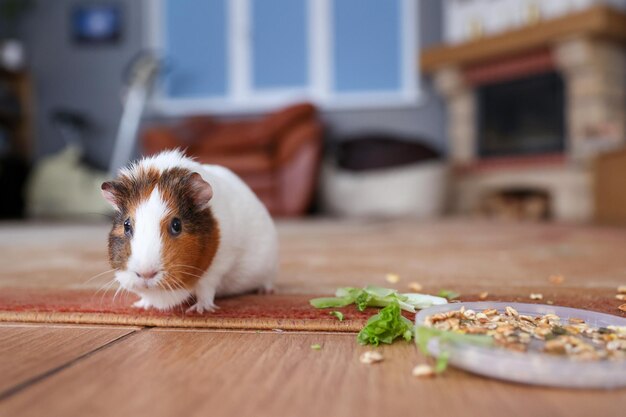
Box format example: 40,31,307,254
100,149,278,313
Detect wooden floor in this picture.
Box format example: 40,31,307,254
1,220,626,416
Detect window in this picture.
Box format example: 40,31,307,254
147,0,419,114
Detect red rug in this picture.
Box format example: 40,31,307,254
0,289,372,331
0,287,623,330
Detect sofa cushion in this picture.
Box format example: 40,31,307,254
195,151,274,174
249,102,316,146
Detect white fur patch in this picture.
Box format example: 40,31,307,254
134,289,192,310
122,149,198,177
127,187,168,276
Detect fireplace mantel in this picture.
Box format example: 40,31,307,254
421,5,626,73
426,5,626,222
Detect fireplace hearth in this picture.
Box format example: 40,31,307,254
478,72,565,158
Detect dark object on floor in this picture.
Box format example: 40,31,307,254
0,154,29,218
0,79,20,119
335,134,440,172
142,102,323,217
0,70,32,159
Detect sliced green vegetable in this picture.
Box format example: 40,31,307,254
310,344,322,350
330,311,344,321
436,289,460,300
310,285,447,313
414,325,494,373
309,297,353,309
435,350,450,373
357,302,414,346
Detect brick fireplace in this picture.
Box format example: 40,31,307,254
423,5,626,221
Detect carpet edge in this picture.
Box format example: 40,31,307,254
0,311,362,332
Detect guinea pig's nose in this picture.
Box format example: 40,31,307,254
136,270,158,280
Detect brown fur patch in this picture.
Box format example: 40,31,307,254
161,212,220,289
106,166,220,287
158,168,220,289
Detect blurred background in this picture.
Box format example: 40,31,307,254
1,0,625,224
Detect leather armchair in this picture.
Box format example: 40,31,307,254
141,103,323,216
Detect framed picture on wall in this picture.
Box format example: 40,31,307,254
71,3,122,44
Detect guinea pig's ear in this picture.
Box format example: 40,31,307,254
188,172,213,207
101,181,120,211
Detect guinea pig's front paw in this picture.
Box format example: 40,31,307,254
186,301,219,315
133,298,151,310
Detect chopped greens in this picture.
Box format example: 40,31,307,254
357,302,414,346
310,344,322,350
330,311,344,321
310,285,447,313
436,289,460,300
414,325,493,372
435,350,450,373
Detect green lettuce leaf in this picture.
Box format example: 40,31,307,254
436,289,460,300
357,302,414,346
309,297,354,309
329,311,344,321
310,285,447,313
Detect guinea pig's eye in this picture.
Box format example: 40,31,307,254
169,218,182,236
123,218,133,237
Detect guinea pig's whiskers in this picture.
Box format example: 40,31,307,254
112,283,126,305
95,278,118,306
164,274,187,291
84,268,118,285
160,278,175,293
161,274,184,294
173,270,204,279
93,277,116,297
168,264,206,273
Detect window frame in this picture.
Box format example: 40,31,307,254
144,0,421,115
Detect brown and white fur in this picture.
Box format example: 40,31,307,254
101,149,278,313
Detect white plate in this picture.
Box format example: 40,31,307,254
415,302,626,389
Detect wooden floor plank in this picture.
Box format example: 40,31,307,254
1,330,624,417
0,324,136,395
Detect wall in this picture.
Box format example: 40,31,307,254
21,0,445,169
20,0,145,170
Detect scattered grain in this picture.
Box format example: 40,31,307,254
360,351,384,364
505,306,519,317
463,309,476,319
549,274,565,285
385,273,400,284
423,306,626,361
412,364,435,378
